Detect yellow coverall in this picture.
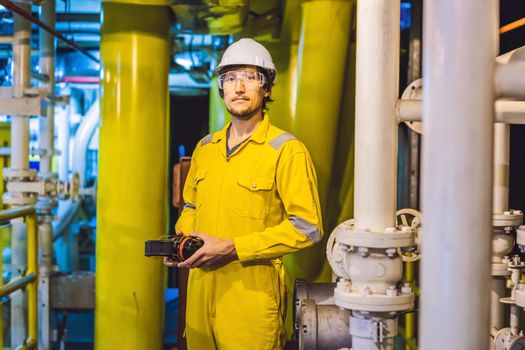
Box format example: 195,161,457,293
176,115,323,350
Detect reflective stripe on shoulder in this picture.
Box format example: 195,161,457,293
269,132,296,150
184,203,196,210
201,133,214,146
289,216,321,244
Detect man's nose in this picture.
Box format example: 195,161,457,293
234,78,245,93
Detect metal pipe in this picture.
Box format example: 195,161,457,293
420,1,496,349
0,0,100,64
11,3,31,171
495,61,525,99
56,103,70,181
0,274,37,298
72,99,99,187
11,5,32,346
96,3,170,348
0,205,36,222
0,206,39,348
38,0,56,177
510,304,520,336
493,123,509,214
490,278,506,330
354,0,399,231
397,99,525,125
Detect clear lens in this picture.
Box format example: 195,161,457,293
218,71,266,89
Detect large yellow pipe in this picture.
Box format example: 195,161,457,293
285,0,353,284
97,3,170,349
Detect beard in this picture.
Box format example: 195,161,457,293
226,101,262,120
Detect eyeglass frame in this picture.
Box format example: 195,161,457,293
218,70,267,90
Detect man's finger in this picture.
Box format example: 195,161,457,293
179,249,204,268
189,232,204,240
163,257,178,268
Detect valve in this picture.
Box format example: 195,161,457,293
396,209,422,262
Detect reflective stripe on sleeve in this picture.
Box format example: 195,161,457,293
184,203,196,210
201,133,214,146
289,216,321,243
269,133,296,150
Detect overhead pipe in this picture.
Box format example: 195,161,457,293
0,0,100,64
420,1,497,349
397,99,525,125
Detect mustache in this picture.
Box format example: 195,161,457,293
232,96,250,101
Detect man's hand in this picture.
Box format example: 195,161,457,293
178,232,238,269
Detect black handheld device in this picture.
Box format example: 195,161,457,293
145,235,204,262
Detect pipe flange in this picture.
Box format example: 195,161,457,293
517,226,525,247
493,211,523,228
3,168,37,181
334,286,414,312
36,196,57,211
514,288,525,308
494,327,525,350
492,263,512,276
336,226,415,249
400,78,423,134
350,315,398,344
2,192,36,206
327,220,353,279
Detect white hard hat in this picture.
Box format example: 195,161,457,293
216,38,277,83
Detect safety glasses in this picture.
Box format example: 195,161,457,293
218,70,266,89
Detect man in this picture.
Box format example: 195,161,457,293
164,38,323,350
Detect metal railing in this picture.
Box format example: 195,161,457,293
0,205,38,350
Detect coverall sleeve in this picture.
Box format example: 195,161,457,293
233,144,323,262
175,149,198,235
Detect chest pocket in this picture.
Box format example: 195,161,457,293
236,175,274,219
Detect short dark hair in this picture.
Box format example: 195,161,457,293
218,65,275,112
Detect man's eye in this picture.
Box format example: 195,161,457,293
225,75,236,82
246,73,258,81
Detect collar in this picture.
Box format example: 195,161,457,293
211,114,270,145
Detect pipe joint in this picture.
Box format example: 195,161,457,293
349,312,398,347
5,172,80,206
494,327,525,350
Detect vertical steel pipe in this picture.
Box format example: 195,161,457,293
354,0,399,231
491,123,510,332
37,2,56,347
11,3,31,171
96,2,170,349
420,0,497,349
11,4,31,346
493,123,509,214
38,0,56,176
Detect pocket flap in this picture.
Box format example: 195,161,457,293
237,175,274,191
193,169,207,184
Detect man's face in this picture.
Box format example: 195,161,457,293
221,66,270,119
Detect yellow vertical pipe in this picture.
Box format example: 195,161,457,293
285,0,352,283
26,212,38,345
404,261,415,349
97,2,170,349
294,0,352,210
